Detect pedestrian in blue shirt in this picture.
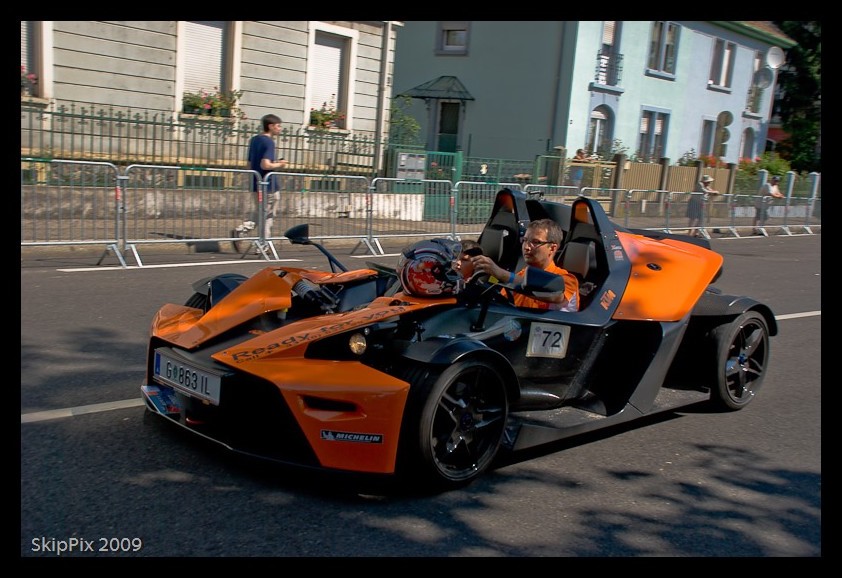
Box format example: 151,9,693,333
247,114,286,238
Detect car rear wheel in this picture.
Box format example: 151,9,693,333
710,311,770,411
399,360,508,491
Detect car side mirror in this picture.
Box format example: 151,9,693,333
519,266,567,300
284,224,311,244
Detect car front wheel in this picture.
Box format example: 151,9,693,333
710,311,771,411
398,359,508,491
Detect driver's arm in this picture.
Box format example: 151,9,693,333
470,255,521,287
471,255,578,309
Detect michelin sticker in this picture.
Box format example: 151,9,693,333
321,430,383,444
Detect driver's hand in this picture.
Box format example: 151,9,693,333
471,255,504,280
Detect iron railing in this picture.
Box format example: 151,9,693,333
21,100,384,176
21,100,820,199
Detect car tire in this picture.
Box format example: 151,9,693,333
709,311,771,411
398,359,508,491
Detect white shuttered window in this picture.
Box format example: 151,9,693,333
21,21,29,68
305,22,357,130
184,21,225,93
21,21,39,97
310,32,346,124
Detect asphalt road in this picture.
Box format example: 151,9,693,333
20,234,821,558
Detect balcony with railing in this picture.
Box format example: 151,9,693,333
593,49,623,88
745,85,764,115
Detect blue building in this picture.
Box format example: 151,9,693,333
391,21,796,164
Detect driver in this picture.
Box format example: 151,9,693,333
471,219,579,311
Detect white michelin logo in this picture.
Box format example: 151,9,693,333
320,430,383,443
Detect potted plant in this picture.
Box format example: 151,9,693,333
21,66,38,96
181,88,245,119
309,94,346,130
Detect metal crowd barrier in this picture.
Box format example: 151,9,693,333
620,189,822,238
21,158,822,268
20,159,129,264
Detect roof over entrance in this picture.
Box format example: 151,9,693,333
398,75,475,101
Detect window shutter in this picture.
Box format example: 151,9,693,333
21,21,28,68
184,21,225,93
21,21,36,72
310,33,344,113
602,21,615,48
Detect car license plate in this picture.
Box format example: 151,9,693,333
526,322,570,358
153,349,223,405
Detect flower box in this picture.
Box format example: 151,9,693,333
182,88,244,120
309,94,346,130
182,106,232,118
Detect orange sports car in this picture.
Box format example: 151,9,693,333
141,188,777,492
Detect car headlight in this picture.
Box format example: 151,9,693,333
348,332,367,355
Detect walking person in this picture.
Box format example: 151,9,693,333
247,114,287,239
688,175,719,237
753,175,784,233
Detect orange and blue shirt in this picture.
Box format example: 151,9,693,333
507,261,579,311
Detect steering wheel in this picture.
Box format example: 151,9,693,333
466,271,510,304
465,270,489,286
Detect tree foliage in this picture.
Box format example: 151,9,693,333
773,21,821,173
388,95,422,146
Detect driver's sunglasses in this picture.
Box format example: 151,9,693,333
521,238,553,249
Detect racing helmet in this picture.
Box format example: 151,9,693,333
397,238,462,297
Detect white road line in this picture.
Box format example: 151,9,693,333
57,259,302,273
20,310,821,424
349,253,400,259
775,311,821,320
21,398,146,423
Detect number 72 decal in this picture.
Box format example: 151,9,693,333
526,322,571,358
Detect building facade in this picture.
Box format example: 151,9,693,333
20,21,401,139
391,21,796,163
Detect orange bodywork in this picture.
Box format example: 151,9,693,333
153,266,377,349
149,269,457,474
612,231,723,322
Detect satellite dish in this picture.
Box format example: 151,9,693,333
754,66,774,89
766,46,785,69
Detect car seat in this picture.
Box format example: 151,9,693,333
478,191,522,272
555,201,601,308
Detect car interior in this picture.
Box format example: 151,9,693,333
477,204,521,273
478,190,606,311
